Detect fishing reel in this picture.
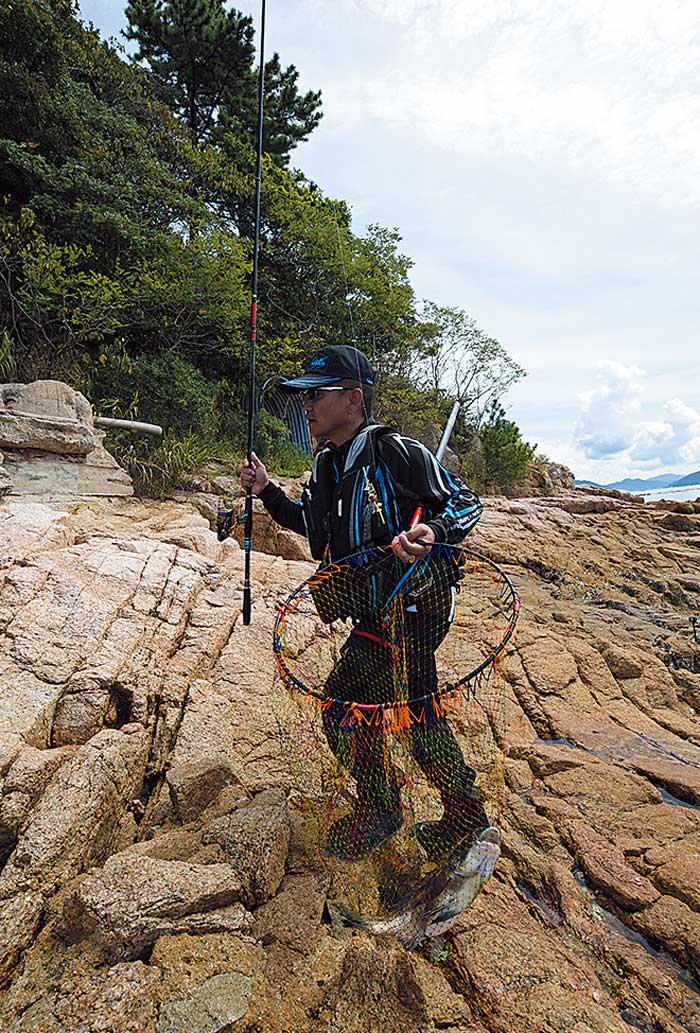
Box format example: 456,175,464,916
216,501,245,542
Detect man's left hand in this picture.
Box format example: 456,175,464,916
392,524,436,563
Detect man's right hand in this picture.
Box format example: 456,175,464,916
240,451,270,495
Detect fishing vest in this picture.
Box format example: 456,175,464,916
301,423,415,562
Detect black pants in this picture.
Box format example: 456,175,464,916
322,577,476,815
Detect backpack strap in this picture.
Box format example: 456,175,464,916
342,423,393,475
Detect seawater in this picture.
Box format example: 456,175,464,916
633,486,700,503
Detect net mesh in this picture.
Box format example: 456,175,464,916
272,542,519,917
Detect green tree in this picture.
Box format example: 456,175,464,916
0,0,529,490
480,402,536,492
124,0,322,162
0,0,250,390
417,302,526,426
0,0,210,259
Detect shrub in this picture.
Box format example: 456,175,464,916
91,353,218,437
106,428,218,497
481,415,535,492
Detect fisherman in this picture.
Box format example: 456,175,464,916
241,344,487,860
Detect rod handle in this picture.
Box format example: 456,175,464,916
409,506,424,529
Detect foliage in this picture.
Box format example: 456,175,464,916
107,410,308,498
0,217,248,387
254,409,310,477
454,425,487,495
0,0,530,494
1,1,206,256
417,301,526,427
92,352,218,435
124,0,322,162
374,372,446,439
480,403,536,493
107,427,217,496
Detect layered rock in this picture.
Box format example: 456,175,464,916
0,380,132,496
0,490,699,1032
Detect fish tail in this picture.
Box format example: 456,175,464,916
328,899,403,938
330,900,368,930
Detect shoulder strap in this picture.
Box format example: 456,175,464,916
342,423,393,474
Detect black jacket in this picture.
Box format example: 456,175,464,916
259,423,482,562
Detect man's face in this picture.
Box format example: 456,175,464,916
303,386,364,444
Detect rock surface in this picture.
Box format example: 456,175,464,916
1,489,700,1032
0,380,133,495
0,381,95,454
527,458,576,495
157,971,252,1033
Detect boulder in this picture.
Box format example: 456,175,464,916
658,512,700,533
560,819,660,911
0,381,95,455
167,758,241,825
646,831,700,912
0,726,149,902
52,961,161,1033
0,745,74,858
58,853,251,960
0,892,44,990
251,872,329,952
0,380,133,495
633,895,700,979
201,788,290,908
158,971,252,1033
320,941,432,1033
528,459,576,495
2,444,133,496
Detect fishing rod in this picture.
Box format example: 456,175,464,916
241,0,267,626
408,400,461,528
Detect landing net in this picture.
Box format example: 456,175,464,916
272,543,519,914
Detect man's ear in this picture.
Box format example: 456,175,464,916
351,387,365,413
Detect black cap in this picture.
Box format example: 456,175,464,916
280,345,374,390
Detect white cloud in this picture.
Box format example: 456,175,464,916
78,0,700,483
573,362,700,473
627,399,700,466
314,0,700,208
575,361,645,459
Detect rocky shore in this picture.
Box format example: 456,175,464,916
1,489,699,1032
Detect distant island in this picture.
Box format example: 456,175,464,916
576,470,700,491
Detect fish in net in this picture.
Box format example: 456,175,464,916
272,541,519,940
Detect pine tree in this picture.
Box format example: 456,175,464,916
124,0,322,162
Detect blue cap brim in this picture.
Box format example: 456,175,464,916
279,374,344,390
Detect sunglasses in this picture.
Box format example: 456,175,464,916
303,385,357,403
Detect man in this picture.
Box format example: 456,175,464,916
241,344,487,860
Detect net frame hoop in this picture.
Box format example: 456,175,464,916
273,544,520,717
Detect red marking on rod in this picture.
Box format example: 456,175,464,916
409,506,423,529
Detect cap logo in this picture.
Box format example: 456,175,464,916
309,356,327,369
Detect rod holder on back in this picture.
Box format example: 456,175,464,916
409,402,461,529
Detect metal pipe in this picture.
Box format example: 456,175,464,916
94,417,163,436
435,401,461,463
409,402,461,528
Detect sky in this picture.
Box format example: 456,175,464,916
78,0,700,484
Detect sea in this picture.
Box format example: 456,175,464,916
632,485,700,503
